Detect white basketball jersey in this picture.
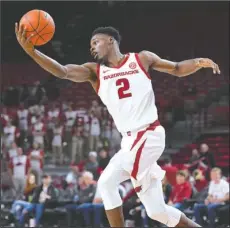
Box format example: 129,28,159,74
97,53,158,133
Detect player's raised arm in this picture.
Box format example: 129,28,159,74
15,22,95,83
139,50,220,77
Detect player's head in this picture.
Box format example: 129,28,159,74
90,26,121,64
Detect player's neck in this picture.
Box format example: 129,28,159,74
106,49,125,68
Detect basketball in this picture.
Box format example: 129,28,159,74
19,9,55,46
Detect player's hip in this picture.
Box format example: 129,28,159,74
120,120,165,151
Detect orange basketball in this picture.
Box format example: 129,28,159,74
19,9,55,46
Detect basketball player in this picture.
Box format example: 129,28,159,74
15,24,220,227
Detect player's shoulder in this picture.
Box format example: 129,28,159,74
82,62,97,72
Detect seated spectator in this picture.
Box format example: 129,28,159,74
10,173,37,222
19,174,58,227
78,187,105,227
194,167,229,228
193,169,208,192
65,163,80,187
162,175,172,204
84,151,99,179
198,143,215,178
98,148,111,173
186,148,200,172
65,171,97,227
168,170,192,211
58,180,78,202
161,157,178,186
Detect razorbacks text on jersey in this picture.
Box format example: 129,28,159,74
96,53,158,133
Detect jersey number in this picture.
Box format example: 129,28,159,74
116,78,132,99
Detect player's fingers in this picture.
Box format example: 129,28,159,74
22,27,27,40
216,64,221,74
18,23,22,35
25,33,34,44
213,63,216,74
15,22,18,35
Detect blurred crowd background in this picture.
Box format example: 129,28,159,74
1,1,229,228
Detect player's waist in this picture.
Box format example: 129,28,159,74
120,119,161,137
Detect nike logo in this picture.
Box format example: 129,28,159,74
103,70,110,73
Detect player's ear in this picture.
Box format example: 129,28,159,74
109,37,114,44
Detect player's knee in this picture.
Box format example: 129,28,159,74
146,210,168,224
146,207,180,227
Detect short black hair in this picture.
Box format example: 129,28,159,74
92,26,121,45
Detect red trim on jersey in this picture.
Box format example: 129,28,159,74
135,53,151,79
96,64,100,93
111,53,130,69
130,120,161,180
130,120,160,151
131,139,146,179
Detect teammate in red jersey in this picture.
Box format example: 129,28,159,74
15,23,220,227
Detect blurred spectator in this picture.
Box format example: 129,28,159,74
194,168,229,227
47,103,60,120
3,86,19,106
98,148,111,173
19,84,29,103
89,100,102,119
187,148,200,172
29,104,45,117
199,143,216,177
110,121,121,156
27,81,45,106
192,169,208,192
32,116,46,149
77,187,104,227
6,142,18,161
9,147,30,199
71,126,84,163
161,157,178,186
3,120,20,150
65,163,80,186
19,174,58,227
52,120,64,165
89,111,101,151
64,104,77,158
28,143,44,185
1,106,10,127
10,173,37,223
58,179,78,201
17,103,29,146
162,175,172,204
47,103,60,149
168,170,192,211
65,171,97,226
84,151,99,179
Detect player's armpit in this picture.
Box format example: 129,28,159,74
64,62,97,82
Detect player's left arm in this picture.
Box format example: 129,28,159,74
139,50,220,77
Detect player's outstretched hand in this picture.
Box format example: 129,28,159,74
15,22,34,54
197,58,221,74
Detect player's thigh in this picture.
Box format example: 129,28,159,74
98,151,130,188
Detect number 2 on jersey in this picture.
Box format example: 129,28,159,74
116,78,132,99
